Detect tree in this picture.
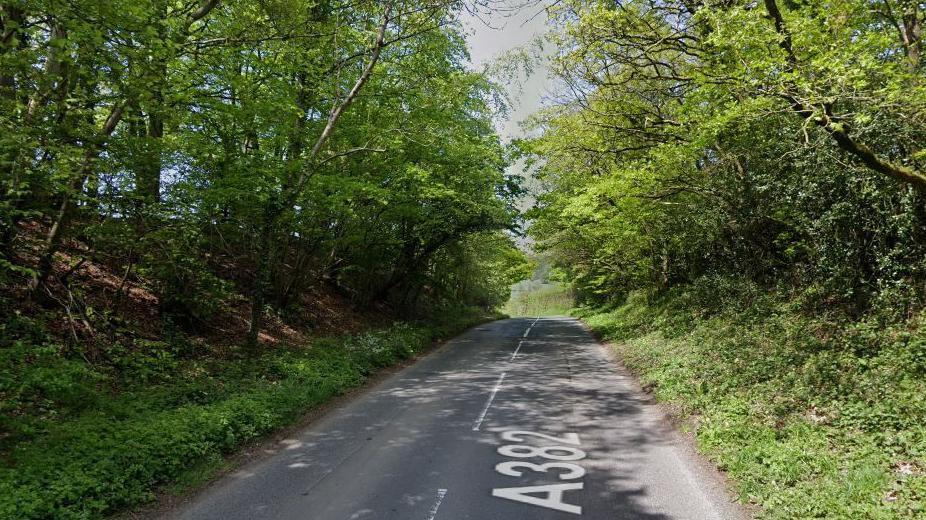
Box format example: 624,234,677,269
1,0,526,343
528,0,926,306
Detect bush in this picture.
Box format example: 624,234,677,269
0,335,103,450
138,224,232,323
582,281,926,519
0,313,493,519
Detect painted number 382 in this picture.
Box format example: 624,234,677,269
491,431,587,515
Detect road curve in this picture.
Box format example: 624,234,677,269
167,317,745,520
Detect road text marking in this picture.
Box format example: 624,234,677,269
492,430,587,515
472,372,506,431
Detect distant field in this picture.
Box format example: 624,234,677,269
504,281,575,317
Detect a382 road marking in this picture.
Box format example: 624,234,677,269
491,430,587,515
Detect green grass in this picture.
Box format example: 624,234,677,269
167,452,229,495
504,282,575,317
0,309,497,520
577,282,926,519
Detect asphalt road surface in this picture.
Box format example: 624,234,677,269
168,317,745,520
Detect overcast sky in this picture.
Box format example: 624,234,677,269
461,2,553,141
459,2,554,240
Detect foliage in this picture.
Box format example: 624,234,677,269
137,220,233,322
527,0,926,308
0,310,496,520
579,282,926,519
1,0,525,340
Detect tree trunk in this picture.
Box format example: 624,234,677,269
138,107,164,205
0,5,25,95
29,105,124,294
900,3,922,70
137,4,167,207
246,3,393,349
246,202,280,350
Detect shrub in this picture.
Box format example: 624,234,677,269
582,282,926,518
0,312,493,519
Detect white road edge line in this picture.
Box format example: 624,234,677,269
510,340,524,361
426,488,448,520
472,372,506,431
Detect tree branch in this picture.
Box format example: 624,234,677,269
288,1,394,201
764,0,926,190
316,146,387,167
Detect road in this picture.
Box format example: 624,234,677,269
168,317,745,520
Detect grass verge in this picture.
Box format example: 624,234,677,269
577,281,926,519
0,308,497,520
504,282,575,317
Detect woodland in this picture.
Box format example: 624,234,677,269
0,1,529,517
2,0,926,517
527,0,926,517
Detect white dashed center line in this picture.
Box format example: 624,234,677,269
473,319,541,431
523,316,541,338
426,488,448,520
472,372,506,431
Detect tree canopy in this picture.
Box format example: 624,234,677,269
1,0,530,343
527,0,926,308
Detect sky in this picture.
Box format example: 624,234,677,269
460,1,553,141
459,1,556,232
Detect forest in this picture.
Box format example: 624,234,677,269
0,1,530,517
526,0,926,517
2,0,926,518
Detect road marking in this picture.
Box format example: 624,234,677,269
493,483,583,515
492,430,587,515
425,488,448,520
523,317,541,338
472,372,506,431
502,431,580,445
510,340,524,361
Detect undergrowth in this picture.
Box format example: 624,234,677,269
577,279,926,519
0,306,495,519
